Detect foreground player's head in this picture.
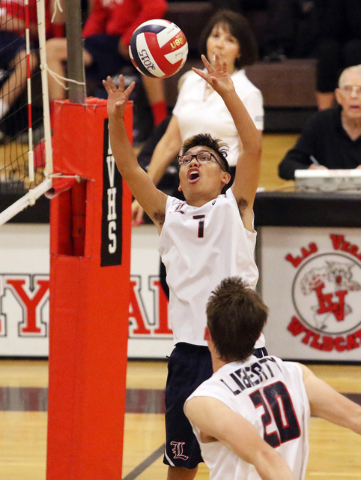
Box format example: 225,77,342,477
180,133,230,173
177,134,231,199
206,277,268,362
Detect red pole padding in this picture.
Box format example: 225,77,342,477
47,99,132,480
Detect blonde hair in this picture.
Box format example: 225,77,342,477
338,65,361,88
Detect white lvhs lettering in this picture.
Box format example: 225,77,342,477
106,139,117,254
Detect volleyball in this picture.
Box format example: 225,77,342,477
129,19,188,78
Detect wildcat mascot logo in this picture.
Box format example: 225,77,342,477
286,234,361,352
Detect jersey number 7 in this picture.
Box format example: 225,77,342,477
249,381,301,447
193,215,205,238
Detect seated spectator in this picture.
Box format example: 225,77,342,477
45,0,168,131
0,0,62,136
278,64,361,180
0,0,39,121
132,9,264,225
312,0,361,110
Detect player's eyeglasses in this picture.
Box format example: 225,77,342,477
177,152,226,171
340,85,361,96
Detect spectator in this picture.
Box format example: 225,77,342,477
185,277,361,480
132,9,263,225
312,0,361,110
0,0,39,121
45,0,168,130
0,0,62,135
278,64,361,180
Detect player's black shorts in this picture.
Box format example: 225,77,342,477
163,343,212,469
163,342,268,469
83,34,133,81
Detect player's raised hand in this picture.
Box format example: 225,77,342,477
192,53,235,96
103,75,135,118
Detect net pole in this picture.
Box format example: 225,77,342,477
36,0,53,176
46,101,133,480
65,0,86,104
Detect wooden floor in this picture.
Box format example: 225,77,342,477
1,134,360,479
0,360,360,480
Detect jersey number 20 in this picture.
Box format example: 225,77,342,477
249,381,301,447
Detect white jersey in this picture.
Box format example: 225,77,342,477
187,356,310,480
158,188,263,347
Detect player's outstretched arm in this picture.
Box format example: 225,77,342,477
103,76,167,231
185,397,295,480
299,364,361,435
193,54,262,231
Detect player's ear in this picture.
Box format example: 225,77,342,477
178,182,183,192
204,326,211,341
222,172,231,186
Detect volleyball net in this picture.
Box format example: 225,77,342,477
0,0,53,224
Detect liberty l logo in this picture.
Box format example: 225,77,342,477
170,442,189,460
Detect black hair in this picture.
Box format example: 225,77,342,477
181,133,230,173
206,277,268,362
198,10,258,70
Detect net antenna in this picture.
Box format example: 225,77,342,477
0,0,86,225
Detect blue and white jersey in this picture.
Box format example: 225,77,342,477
187,356,310,480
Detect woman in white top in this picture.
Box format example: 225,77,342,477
132,9,264,224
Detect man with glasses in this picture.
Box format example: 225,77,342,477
103,52,263,480
279,65,361,180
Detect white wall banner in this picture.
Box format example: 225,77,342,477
128,225,173,359
261,226,361,361
2,223,360,361
0,224,173,358
0,224,50,357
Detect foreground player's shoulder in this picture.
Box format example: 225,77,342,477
225,187,251,218
185,378,235,419
166,196,188,214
